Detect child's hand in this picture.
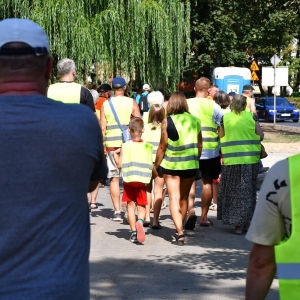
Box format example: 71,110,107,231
152,165,158,178
114,148,121,155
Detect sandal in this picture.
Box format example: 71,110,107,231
234,226,243,235
185,214,197,230
199,218,213,227
209,203,217,211
90,203,98,209
171,234,185,245
161,201,167,210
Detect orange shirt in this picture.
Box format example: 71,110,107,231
96,96,109,110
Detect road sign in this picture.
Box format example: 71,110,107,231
251,71,259,81
271,54,281,66
250,61,259,71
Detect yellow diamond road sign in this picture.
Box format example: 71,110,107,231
251,71,259,81
250,61,260,71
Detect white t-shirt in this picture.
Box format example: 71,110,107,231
246,159,291,246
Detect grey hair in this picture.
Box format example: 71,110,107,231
57,58,76,76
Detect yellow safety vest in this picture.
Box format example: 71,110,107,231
47,82,81,104
142,123,161,162
160,112,200,170
275,153,300,299
122,141,153,184
103,96,133,147
187,97,218,150
220,111,260,165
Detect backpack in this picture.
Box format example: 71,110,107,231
139,94,149,113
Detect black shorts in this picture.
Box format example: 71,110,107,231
199,156,221,180
159,166,198,179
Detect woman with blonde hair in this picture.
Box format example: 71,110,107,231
153,92,202,245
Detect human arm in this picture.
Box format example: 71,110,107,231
100,104,107,139
153,118,168,177
248,98,257,114
113,148,122,169
132,100,141,118
255,121,264,141
218,116,225,138
81,87,96,112
245,244,276,300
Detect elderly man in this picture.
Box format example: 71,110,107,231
0,18,107,299
100,76,140,221
242,84,256,113
48,58,95,111
246,154,300,299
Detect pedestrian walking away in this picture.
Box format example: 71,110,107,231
100,76,141,222
0,18,107,300
47,58,95,111
114,118,153,243
217,94,263,234
153,92,202,245
187,77,223,227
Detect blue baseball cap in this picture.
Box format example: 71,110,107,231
112,76,126,89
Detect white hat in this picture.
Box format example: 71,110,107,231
0,18,49,55
147,91,164,106
143,84,150,91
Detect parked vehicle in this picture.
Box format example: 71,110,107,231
255,97,299,122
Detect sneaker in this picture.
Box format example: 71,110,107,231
136,220,145,243
129,233,138,243
110,212,122,222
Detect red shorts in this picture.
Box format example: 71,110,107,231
122,182,147,206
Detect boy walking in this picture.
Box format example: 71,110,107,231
114,118,153,243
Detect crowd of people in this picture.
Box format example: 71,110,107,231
1,17,298,300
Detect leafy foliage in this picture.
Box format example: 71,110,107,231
0,0,190,90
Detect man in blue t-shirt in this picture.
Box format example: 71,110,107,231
0,18,107,300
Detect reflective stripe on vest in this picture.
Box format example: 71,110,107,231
47,82,81,104
160,112,200,170
104,97,133,147
122,141,153,184
187,98,218,150
220,111,260,165
275,153,300,299
142,123,161,162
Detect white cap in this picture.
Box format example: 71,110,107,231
143,84,150,91
0,18,49,55
147,91,164,106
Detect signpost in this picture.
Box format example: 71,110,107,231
250,61,259,81
271,54,281,125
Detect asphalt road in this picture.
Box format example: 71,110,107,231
259,119,300,129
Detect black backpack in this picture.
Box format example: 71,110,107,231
139,94,148,113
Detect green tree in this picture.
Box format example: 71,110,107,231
0,0,190,90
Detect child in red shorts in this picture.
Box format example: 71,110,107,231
114,118,153,243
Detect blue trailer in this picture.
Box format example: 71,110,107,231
212,67,251,94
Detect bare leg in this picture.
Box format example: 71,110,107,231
180,177,196,223
90,183,100,205
200,178,213,224
137,204,146,223
188,180,197,218
164,175,184,236
110,177,120,212
212,181,219,205
145,181,152,222
127,201,137,231
152,176,164,226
